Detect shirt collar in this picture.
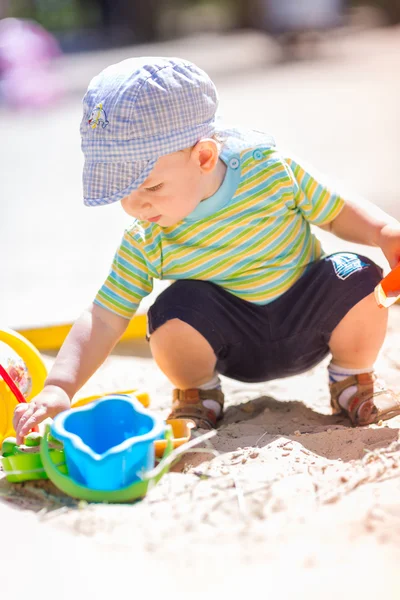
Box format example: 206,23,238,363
183,145,242,222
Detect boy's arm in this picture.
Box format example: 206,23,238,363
49,225,153,395
285,155,400,268
45,302,128,397
14,227,154,443
13,303,129,443
319,198,400,267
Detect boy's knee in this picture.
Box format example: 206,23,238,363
149,318,214,362
149,317,185,341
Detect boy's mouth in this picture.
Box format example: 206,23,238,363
147,215,161,223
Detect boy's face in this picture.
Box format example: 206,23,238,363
121,141,220,227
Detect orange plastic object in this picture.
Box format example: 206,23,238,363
375,263,400,308
155,418,193,458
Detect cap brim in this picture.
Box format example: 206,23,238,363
83,158,156,207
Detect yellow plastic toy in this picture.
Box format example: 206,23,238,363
0,329,192,455
0,328,152,447
72,389,150,409
0,328,47,446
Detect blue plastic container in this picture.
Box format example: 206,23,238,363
51,395,165,491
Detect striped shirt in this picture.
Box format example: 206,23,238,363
95,130,345,319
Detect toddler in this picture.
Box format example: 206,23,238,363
14,56,400,442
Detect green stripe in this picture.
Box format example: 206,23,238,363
96,290,137,314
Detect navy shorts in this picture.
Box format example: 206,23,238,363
147,252,383,383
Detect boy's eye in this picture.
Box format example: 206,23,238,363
146,183,163,192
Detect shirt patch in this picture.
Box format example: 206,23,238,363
329,253,367,280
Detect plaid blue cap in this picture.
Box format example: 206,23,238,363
81,56,219,206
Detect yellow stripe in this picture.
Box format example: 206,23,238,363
164,211,301,278
239,148,278,173
113,269,151,294
163,184,292,269
224,269,301,299
188,218,302,281
162,211,261,269
240,157,282,180
119,246,148,274
237,178,292,207
238,166,288,196
95,294,134,318
102,280,144,304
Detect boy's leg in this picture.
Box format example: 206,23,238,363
329,292,388,370
328,292,400,426
147,279,267,429
148,255,400,428
150,318,217,390
147,278,293,428
149,317,223,428
317,256,400,426
245,251,400,427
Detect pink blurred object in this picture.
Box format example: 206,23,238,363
0,18,64,109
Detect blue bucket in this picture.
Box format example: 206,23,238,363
51,395,165,491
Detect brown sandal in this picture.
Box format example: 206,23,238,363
167,388,224,429
330,372,400,427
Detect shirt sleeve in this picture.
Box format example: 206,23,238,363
94,229,153,320
285,156,345,226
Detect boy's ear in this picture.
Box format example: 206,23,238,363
192,139,219,173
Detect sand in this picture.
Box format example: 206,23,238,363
2,306,400,599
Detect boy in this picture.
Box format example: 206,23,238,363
14,56,400,443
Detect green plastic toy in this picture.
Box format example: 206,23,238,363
1,432,67,483
40,425,174,503
1,426,174,503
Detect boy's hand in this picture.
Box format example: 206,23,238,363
13,385,71,445
378,224,400,268
11,303,128,446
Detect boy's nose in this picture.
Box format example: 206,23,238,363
122,193,151,217
138,201,151,216
128,193,151,210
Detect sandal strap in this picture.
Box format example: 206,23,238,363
172,388,224,407
168,388,224,429
330,373,373,413
330,372,400,426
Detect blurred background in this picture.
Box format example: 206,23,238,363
1,0,400,335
